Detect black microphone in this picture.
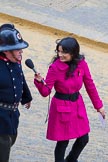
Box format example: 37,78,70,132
25,59,37,74
25,59,46,85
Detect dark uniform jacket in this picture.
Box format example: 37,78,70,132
0,59,32,135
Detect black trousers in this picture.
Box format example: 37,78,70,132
54,133,89,162
0,135,17,162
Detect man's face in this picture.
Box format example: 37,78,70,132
4,49,23,62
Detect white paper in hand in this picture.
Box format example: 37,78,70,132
98,113,106,129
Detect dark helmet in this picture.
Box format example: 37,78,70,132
0,23,29,52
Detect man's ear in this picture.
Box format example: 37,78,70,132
3,51,10,57
3,51,8,54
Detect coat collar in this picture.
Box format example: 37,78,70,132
54,58,69,71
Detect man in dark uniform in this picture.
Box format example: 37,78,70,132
0,23,32,162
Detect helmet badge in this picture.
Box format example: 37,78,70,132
17,33,22,40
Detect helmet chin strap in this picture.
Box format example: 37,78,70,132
10,51,22,62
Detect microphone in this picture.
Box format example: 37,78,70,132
25,59,46,85
25,59,37,74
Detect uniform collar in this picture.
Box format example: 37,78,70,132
0,56,21,64
0,56,9,62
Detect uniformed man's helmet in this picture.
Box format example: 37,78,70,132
0,23,29,52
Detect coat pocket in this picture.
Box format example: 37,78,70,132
57,106,72,122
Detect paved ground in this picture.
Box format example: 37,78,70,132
0,0,108,44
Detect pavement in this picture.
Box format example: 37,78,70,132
0,0,108,44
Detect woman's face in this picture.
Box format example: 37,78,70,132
57,46,72,62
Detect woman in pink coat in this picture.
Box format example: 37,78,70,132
34,37,105,162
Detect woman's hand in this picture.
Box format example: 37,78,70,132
97,107,105,119
34,73,43,82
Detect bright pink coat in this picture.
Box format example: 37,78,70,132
34,58,103,141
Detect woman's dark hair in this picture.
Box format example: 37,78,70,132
51,37,85,78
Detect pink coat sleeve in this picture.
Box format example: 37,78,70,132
83,60,103,109
34,65,56,97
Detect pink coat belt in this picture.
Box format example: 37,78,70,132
54,91,79,102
